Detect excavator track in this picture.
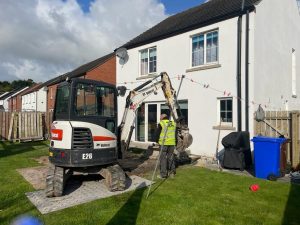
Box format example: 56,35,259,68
46,164,70,197
101,164,126,192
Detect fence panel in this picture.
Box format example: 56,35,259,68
0,111,54,142
254,110,300,169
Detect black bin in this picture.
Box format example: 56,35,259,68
221,131,252,170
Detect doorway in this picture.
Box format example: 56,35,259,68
136,100,188,142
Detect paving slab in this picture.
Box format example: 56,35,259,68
26,175,152,214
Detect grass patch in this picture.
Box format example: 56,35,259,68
0,141,300,225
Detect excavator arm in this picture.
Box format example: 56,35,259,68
118,72,193,158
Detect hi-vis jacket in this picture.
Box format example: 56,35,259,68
158,119,176,146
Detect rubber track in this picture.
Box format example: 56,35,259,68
45,164,65,197
106,164,126,192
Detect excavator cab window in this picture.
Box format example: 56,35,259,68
74,83,116,118
54,84,70,120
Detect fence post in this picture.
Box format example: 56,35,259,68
291,111,300,169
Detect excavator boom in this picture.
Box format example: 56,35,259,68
118,72,193,158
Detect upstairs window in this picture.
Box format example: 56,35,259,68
192,30,219,67
140,47,157,75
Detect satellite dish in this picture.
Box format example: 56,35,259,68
116,48,129,65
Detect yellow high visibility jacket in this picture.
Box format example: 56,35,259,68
159,119,176,146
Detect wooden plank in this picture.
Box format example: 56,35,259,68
13,114,17,139
18,112,21,139
24,112,28,138
0,112,3,140
291,112,300,168
34,112,37,137
1,112,5,140
8,113,15,140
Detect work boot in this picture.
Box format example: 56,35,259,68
169,173,175,179
157,174,166,179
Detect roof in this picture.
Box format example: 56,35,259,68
43,52,115,87
0,92,9,98
42,73,69,87
19,83,43,96
0,87,26,100
67,52,115,79
10,87,29,98
121,0,261,50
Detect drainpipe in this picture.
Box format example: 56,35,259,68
237,15,242,132
245,11,250,132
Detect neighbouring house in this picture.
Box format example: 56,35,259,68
0,92,9,111
21,83,47,112
5,87,29,112
43,52,116,112
116,0,300,156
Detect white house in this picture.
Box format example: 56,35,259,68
21,84,47,112
0,92,9,111
116,0,300,156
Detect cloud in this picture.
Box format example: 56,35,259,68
0,0,167,82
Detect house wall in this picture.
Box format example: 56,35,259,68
253,0,300,111
3,98,9,111
47,56,116,112
37,88,47,112
85,56,116,85
22,92,37,111
117,17,248,156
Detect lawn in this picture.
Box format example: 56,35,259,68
0,141,300,225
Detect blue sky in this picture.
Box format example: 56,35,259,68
77,0,206,14
0,0,207,81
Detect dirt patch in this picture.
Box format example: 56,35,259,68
32,156,49,165
17,166,48,190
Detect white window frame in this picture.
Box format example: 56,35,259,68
190,29,219,68
217,97,233,126
139,46,157,76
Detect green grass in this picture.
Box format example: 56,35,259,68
1,141,300,225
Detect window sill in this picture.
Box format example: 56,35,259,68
186,64,221,73
212,125,236,131
136,73,158,80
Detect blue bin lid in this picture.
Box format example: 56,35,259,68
251,136,286,143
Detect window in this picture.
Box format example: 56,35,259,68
140,47,157,75
292,48,297,97
192,30,218,67
75,83,115,117
161,100,188,125
54,85,70,118
218,98,232,124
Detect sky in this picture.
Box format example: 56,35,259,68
0,0,206,82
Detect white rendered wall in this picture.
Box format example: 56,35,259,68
22,92,37,111
117,17,244,156
253,0,300,111
37,89,47,112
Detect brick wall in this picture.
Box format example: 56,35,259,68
46,55,116,112
85,56,116,85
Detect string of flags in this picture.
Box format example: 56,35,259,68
117,74,287,111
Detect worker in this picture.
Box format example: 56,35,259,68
155,114,176,179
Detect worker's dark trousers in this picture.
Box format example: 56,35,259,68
159,145,176,178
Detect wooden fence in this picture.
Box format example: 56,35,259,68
0,111,53,142
254,111,300,169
